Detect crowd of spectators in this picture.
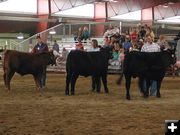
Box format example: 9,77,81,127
72,24,176,66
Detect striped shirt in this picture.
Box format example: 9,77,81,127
141,42,160,52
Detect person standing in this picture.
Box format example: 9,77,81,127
141,36,160,96
32,35,49,53
32,35,49,88
52,40,59,53
88,39,101,92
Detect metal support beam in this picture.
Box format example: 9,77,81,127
0,16,57,22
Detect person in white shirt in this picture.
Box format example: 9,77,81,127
87,39,100,52
141,36,160,52
87,39,101,91
141,36,160,96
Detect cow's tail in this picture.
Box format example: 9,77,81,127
116,61,124,85
66,52,71,74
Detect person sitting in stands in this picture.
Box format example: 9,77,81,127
123,36,132,53
75,38,84,51
82,26,90,41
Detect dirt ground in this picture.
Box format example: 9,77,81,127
0,71,180,135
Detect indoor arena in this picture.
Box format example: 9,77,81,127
0,0,180,135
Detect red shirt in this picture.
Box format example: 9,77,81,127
130,32,138,42
75,42,84,50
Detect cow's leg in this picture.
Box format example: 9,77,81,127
70,74,78,95
3,72,7,88
138,77,144,96
156,80,162,98
91,76,96,91
5,70,15,91
33,75,40,91
102,74,109,93
65,73,71,95
42,68,47,88
95,77,101,93
125,75,131,100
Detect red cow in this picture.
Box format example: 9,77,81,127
3,50,56,92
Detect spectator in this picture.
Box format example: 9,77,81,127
119,33,126,44
141,36,160,96
123,36,132,53
74,27,83,41
130,29,138,43
32,35,49,88
157,35,169,51
82,26,90,41
62,47,68,59
137,39,144,50
131,42,139,51
87,39,100,52
139,26,146,40
146,27,155,41
75,38,84,51
103,36,110,47
52,40,59,53
103,25,114,38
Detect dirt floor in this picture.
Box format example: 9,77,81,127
0,71,180,135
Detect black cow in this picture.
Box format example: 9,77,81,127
117,49,176,100
3,50,56,91
65,47,112,95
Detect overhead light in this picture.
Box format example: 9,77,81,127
102,0,118,2
163,4,168,8
162,3,169,8
49,29,56,35
17,32,24,39
168,2,174,5
109,0,118,2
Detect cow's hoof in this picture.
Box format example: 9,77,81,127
65,91,69,95
91,89,95,92
143,95,149,98
143,92,149,98
96,91,100,94
105,91,109,94
104,89,109,93
156,93,161,98
126,95,131,100
71,92,75,95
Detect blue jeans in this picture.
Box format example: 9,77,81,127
149,80,157,96
143,80,157,96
